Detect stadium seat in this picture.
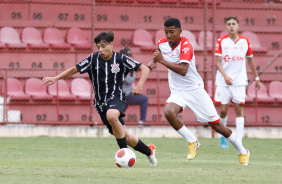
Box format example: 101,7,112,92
71,78,92,100
0,27,27,49
269,81,282,102
241,31,267,53
137,0,156,3
247,82,275,103
25,78,53,101
181,30,204,51
200,0,220,4
219,31,228,38
132,29,158,51
116,0,134,2
22,27,49,49
48,80,76,101
7,78,30,101
179,0,199,4
67,27,91,49
154,29,165,45
43,28,71,49
198,30,213,51
158,0,178,3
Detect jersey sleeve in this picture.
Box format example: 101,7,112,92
76,54,92,74
215,39,222,56
180,41,193,64
246,38,253,57
122,55,142,71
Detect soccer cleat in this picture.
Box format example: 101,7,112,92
239,149,250,166
147,144,157,167
187,140,200,160
220,136,229,149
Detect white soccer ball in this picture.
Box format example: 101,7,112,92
115,148,136,168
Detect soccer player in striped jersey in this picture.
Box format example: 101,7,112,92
215,16,261,148
42,31,157,167
148,18,250,165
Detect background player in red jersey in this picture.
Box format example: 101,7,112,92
215,16,261,148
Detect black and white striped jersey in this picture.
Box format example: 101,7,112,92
76,52,141,113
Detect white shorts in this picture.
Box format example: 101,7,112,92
214,85,246,105
166,87,220,123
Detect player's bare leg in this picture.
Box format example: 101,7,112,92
164,102,199,160
234,103,244,144
107,109,125,139
209,121,250,165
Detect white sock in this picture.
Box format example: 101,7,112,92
177,126,197,143
226,131,247,154
220,116,228,137
236,117,245,144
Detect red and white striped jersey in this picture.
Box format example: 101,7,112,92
158,36,203,92
215,34,253,86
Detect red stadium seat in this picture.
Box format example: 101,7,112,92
137,0,156,3
198,30,213,51
0,27,27,49
200,0,220,4
67,27,91,49
7,78,30,101
241,31,267,53
22,27,49,49
269,81,282,102
247,82,275,103
179,0,199,4
132,29,158,51
25,78,53,101
48,80,76,101
219,31,228,38
181,30,204,51
159,0,178,3
116,0,134,2
71,78,92,100
43,28,71,49
154,29,165,45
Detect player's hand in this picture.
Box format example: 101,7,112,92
42,77,57,86
153,50,164,63
132,86,142,96
224,75,233,85
147,60,157,70
255,80,261,90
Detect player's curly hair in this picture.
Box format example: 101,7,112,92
164,18,181,28
94,31,114,44
225,16,239,24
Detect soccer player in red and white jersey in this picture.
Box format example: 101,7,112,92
148,18,250,165
215,16,261,148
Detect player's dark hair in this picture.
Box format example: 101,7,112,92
164,18,181,28
120,47,132,57
225,16,239,24
94,31,114,44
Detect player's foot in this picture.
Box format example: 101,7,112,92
220,136,229,149
187,140,199,160
239,149,250,166
147,144,157,167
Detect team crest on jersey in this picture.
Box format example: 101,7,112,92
111,63,120,73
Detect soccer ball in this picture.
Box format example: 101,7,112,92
115,148,136,168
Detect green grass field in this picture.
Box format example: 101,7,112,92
0,137,281,184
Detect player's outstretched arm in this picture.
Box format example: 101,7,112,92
147,60,157,70
42,66,78,86
132,64,149,96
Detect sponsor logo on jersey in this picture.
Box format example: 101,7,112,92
79,59,89,66
223,55,231,62
182,47,189,54
111,63,120,73
127,59,136,68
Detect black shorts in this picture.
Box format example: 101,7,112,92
99,97,126,135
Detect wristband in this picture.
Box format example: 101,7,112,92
255,76,259,81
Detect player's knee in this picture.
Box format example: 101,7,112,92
106,114,119,126
164,108,177,120
219,111,227,118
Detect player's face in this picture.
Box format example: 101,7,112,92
96,41,113,60
164,26,182,48
226,19,239,35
